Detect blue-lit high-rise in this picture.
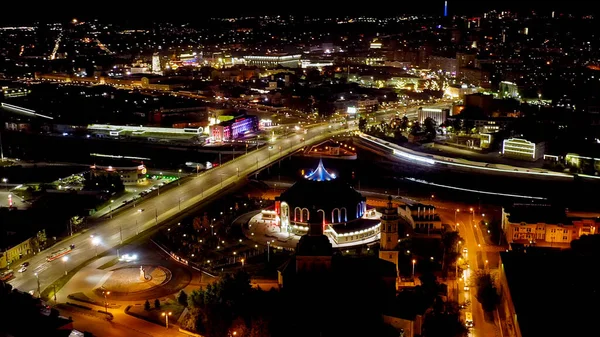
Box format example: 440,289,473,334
444,1,448,17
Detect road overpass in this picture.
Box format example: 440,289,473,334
9,120,354,296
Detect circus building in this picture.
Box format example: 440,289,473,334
274,160,381,245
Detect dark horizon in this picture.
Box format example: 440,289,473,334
0,1,595,26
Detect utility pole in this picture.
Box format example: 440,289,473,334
119,224,123,244
155,208,158,224
219,152,222,166
0,130,4,161
35,273,41,297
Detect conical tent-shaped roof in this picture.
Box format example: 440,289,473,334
304,159,336,181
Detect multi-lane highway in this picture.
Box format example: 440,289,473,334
9,121,353,296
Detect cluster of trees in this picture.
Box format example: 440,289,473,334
473,270,500,312
181,271,275,337
441,231,463,277
396,273,468,337
0,281,68,336
359,116,438,142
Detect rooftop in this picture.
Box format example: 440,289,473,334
505,204,567,224
305,159,336,181
500,250,600,337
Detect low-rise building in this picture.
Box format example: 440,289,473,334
501,204,600,247
418,107,449,126
0,236,35,269
498,250,600,337
90,164,147,185
398,203,442,233
502,138,545,161
243,54,301,68
211,114,258,142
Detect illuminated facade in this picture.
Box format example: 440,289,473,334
501,205,599,247
90,164,147,185
243,54,301,68
418,107,449,126
275,160,381,245
152,54,162,74
502,138,545,161
211,114,258,142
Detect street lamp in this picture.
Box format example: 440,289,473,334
454,209,459,225
412,259,416,278
109,200,114,218
161,311,172,329
35,272,41,296
2,178,7,191
469,207,474,224
103,291,110,313
241,258,245,267
178,169,182,185
62,256,68,275
92,236,101,256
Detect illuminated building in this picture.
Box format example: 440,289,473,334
243,54,301,68
501,205,599,247
398,203,442,233
1,86,30,98
152,54,162,74
502,138,545,161
370,39,382,49
210,114,258,142
300,59,334,69
275,160,381,245
90,164,147,185
418,107,449,126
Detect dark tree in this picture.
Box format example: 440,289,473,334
463,119,475,134
178,290,188,307
423,117,438,140
409,121,422,135
154,299,161,309
441,231,463,276
144,299,151,311
452,118,462,134
358,117,367,131
474,271,500,312
401,116,409,130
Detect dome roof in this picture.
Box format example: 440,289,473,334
278,160,365,215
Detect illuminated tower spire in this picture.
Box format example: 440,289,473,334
444,1,448,17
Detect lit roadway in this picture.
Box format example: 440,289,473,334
9,122,353,295
436,203,503,337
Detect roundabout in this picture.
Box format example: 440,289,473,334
98,265,170,294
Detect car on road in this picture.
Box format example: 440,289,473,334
462,247,468,255
18,266,27,273
464,285,470,291
21,262,29,267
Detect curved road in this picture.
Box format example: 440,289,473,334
9,122,353,295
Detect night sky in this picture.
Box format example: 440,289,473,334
1,1,595,25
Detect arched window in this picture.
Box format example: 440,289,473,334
318,209,326,225
341,207,347,221
294,207,302,222
301,208,310,222
332,208,340,223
